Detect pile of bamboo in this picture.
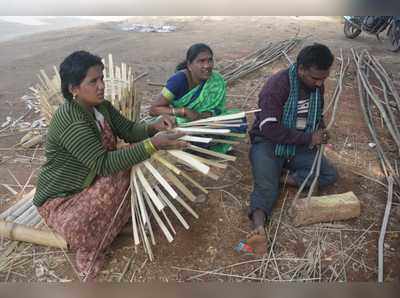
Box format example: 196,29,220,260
352,48,400,282
220,38,301,83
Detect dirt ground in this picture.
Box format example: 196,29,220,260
0,16,399,282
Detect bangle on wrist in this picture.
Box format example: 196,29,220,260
143,138,158,155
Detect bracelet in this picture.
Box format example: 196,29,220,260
171,107,176,116
143,138,158,155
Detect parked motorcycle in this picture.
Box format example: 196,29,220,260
343,16,400,52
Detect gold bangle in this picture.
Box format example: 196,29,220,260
143,138,158,155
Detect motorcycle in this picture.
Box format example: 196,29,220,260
343,16,400,52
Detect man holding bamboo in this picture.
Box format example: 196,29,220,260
247,43,338,253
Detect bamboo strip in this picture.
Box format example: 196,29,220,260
130,169,140,246
204,123,243,128
145,198,157,246
175,127,231,135
187,144,237,161
179,171,209,194
161,209,176,235
2,184,18,195
135,199,153,261
191,155,228,169
143,161,178,199
182,112,246,126
143,192,174,243
132,171,149,226
154,185,189,230
224,132,247,138
164,171,196,202
152,154,182,175
210,138,240,145
174,196,199,219
179,136,213,143
136,167,164,211
168,150,210,175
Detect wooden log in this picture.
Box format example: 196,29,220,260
291,191,361,227
0,220,67,249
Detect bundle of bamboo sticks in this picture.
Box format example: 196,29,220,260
352,48,400,282
220,38,301,84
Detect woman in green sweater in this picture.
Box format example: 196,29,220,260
34,51,187,280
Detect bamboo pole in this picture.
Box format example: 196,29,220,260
0,220,67,249
378,176,394,282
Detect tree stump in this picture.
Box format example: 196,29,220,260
291,191,361,226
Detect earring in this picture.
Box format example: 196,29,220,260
73,94,77,100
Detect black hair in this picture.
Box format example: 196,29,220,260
296,43,334,71
175,43,213,72
59,50,104,101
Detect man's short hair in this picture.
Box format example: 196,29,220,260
296,43,334,70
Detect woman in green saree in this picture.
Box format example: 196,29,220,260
150,43,247,153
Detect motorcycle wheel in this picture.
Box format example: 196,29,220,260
387,24,400,52
344,20,362,39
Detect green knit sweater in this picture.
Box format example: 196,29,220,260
33,99,153,207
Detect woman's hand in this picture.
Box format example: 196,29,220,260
151,131,189,150
148,115,176,135
180,107,200,121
